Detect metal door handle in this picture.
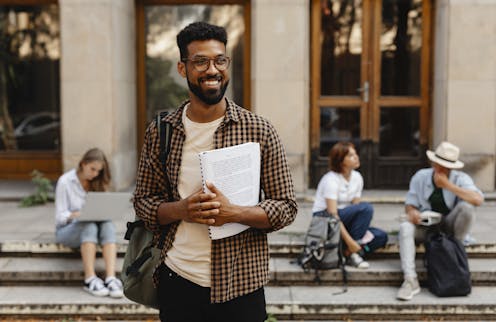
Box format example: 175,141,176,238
357,81,369,103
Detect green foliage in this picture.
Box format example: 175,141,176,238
19,170,54,207
265,313,278,322
146,56,188,115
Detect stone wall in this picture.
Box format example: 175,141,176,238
60,0,136,190
433,0,496,191
252,0,309,193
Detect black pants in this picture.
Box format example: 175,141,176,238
158,264,267,322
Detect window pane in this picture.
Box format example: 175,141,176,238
145,5,245,123
379,107,419,157
380,0,422,96
320,107,360,156
0,5,60,151
320,0,363,96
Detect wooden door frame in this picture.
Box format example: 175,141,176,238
310,0,373,153
310,0,434,187
370,0,432,146
0,0,61,180
135,0,251,149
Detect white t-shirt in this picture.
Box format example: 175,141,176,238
312,170,364,212
164,105,224,287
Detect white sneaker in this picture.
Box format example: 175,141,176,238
397,277,420,301
347,253,370,269
84,276,109,297
463,234,476,246
105,277,124,298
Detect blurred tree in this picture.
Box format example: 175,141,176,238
0,5,59,151
145,57,188,120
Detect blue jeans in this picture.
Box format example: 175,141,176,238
56,220,116,248
363,227,388,253
338,202,373,241
313,204,387,254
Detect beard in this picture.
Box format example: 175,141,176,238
187,75,229,105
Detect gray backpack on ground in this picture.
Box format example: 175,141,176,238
297,211,347,292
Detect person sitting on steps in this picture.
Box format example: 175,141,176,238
54,148,123,298
396,141,484,301
312,141,388,269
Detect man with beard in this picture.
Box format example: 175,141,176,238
133,22,297,322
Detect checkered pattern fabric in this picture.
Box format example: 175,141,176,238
133,98,297,303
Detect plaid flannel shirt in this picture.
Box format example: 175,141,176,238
133,98,297,303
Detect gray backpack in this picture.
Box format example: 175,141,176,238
297,211,347,291
122,111,172,308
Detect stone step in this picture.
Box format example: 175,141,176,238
0,285,495,320
1,257,495,287
2,238,494,259
269,257,496,286
267,234,496,258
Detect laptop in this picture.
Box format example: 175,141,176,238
79,192,134,222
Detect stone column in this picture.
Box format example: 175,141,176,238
60,0,137,190
251,0,309,193
433,0,496,190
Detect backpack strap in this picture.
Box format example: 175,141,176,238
334,237,348,294
157,111,173,203
124,112,173,245
156,111,173,247
124,220,144,241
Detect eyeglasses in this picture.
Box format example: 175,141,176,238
181,56,231,72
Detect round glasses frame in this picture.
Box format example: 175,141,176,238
181,56,231,72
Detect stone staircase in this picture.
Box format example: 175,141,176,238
1,201,496,321
1,239,496,320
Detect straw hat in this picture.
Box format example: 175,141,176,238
426,141,464,169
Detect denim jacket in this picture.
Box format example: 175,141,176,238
405,168,483,211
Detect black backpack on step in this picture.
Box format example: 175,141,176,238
424,231,471,297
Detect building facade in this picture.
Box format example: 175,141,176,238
0,0,495,192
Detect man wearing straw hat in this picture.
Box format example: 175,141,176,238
396,141,484,301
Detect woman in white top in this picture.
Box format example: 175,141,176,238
312,142,388,268
55,148,123,298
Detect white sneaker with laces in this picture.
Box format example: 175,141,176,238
397,277,420,301
84,276,109,297
105,277,124,298
347,253,370,269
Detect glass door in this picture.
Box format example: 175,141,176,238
311,0,433,188
0,1,61,179
311,0,372,186
136,0,251,148
370,0,432,187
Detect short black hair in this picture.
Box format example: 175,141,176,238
176,22,228,59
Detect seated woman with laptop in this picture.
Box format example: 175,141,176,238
54,148,123,298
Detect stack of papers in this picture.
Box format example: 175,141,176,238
397,210,442,226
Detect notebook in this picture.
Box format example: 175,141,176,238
419,210,442,226
397,210,442,226
198,142,261,240
78,192,134,222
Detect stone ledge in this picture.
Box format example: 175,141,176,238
1,286,496,320
2,239,496,258
1,257,495,287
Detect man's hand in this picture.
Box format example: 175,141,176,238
433,170,451,189
204,182,240,226
180,188,219,225
406,205,422,225
69,211,81,219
